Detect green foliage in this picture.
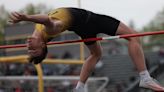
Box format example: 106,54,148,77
142,7,164,48
0,32,4,45
25,3,35,14
0,5,8,45
20,3,52,14
0,5,9,31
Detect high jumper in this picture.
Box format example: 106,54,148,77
9,7,164,92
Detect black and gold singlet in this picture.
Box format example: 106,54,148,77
35,7,120,45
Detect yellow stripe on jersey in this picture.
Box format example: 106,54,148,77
48,8,72,32
35,24,48,39
35,8,72,40
35,24,59,40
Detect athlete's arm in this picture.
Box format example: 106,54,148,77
9,12,63,36
9,12,53,26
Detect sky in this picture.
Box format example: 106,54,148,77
0,0,164,30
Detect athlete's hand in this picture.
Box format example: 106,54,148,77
27,37,47,64
9,12,28,24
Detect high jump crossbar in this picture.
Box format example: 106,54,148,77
1,30,164,92
0,30,164,49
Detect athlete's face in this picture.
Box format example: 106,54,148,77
27,37,45,57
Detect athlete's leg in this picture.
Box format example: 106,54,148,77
74,42,102,92
80,42,102,83
116,22,146,72
116,22,164,91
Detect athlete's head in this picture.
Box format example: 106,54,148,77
27,37,47,64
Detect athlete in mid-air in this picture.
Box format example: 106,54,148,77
9,7,164,92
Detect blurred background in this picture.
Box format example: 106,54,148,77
0,0,164,92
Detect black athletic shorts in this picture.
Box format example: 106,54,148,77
67,8,120,45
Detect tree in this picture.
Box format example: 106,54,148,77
0,5,9,30
20,3,52,14
142,7,164,49
0,5,9,45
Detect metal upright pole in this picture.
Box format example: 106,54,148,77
77,0,85,61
